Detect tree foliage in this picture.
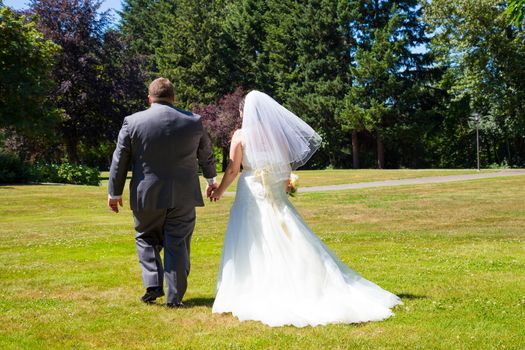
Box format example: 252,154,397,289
1,0,524,170
0,7,59,132
119,0,176,75
505,0,525,26
425,0,525,166
29,0,147,165
29,0,111,162
155,0,239,107
194,87,245,171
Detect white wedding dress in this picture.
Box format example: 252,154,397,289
211,159,402,327
211,91,402,327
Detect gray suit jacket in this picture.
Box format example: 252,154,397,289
108,102,217,211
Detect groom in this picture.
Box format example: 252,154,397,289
107,78,217,307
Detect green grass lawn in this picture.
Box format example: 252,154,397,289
1,170,524,349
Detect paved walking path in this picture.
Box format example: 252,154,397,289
298,169,525,193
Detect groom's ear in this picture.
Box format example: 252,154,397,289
147,95,153,105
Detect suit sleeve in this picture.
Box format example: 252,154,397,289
108,117,132,197
197,121,217,179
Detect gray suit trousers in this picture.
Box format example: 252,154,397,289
133,206,196,304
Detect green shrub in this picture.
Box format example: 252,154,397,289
35,162,100,186
0,151,100,186
34,163,61,183
0,151,33,183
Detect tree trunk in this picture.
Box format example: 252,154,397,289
328,150,335,168
376,130,384,169
222,146,229,172
492,138,499,164
352,130,359,169
506,137,511,164
65,138,78,164
516,136,524,165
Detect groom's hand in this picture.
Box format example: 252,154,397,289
108,196,123,213
206,182,219,199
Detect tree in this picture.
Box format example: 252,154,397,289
425,0,525,166
0,7,59,132
505,0,525,26
346,12,406,169
338,0,432,169
156,0,238,108
226,0,355,168
282,0,353,169
94,29,149,167
194,87,245,171
222,0,270,90
100,30,148,134
119,0,176,76
29,0,111,163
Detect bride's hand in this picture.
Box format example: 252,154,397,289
285,179,292,194
210,188,223,202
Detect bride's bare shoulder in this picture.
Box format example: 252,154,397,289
232,129,243,143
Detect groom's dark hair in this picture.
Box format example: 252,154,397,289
148,78,175,101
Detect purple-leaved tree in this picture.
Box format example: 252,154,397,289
29,0,148,167
29,0,110,163
194,87,246,171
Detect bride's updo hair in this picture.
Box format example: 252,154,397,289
239,95,246,113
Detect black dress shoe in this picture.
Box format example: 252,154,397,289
166,301,185,308
141,287,165,303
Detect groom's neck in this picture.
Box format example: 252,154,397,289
151,99,174,107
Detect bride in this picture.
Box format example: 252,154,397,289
209,90,402,327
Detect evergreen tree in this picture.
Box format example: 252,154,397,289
341,12,402,169
339,0,433,168
284,0,353,168
119,0,176,75
155,0,238,107
505,0,525,27
222,0,269,90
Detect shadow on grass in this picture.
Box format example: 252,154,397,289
142,297,215,309
397,293,428,300
100,176,132,181
146,294,423,310
182,295,425,309
184,297,215,308
0,182,68,186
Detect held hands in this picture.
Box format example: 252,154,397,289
206,182,219,199
206,182,222,202
108,196,123,213
209,187,223,202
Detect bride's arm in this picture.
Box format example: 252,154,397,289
210,130,243,201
